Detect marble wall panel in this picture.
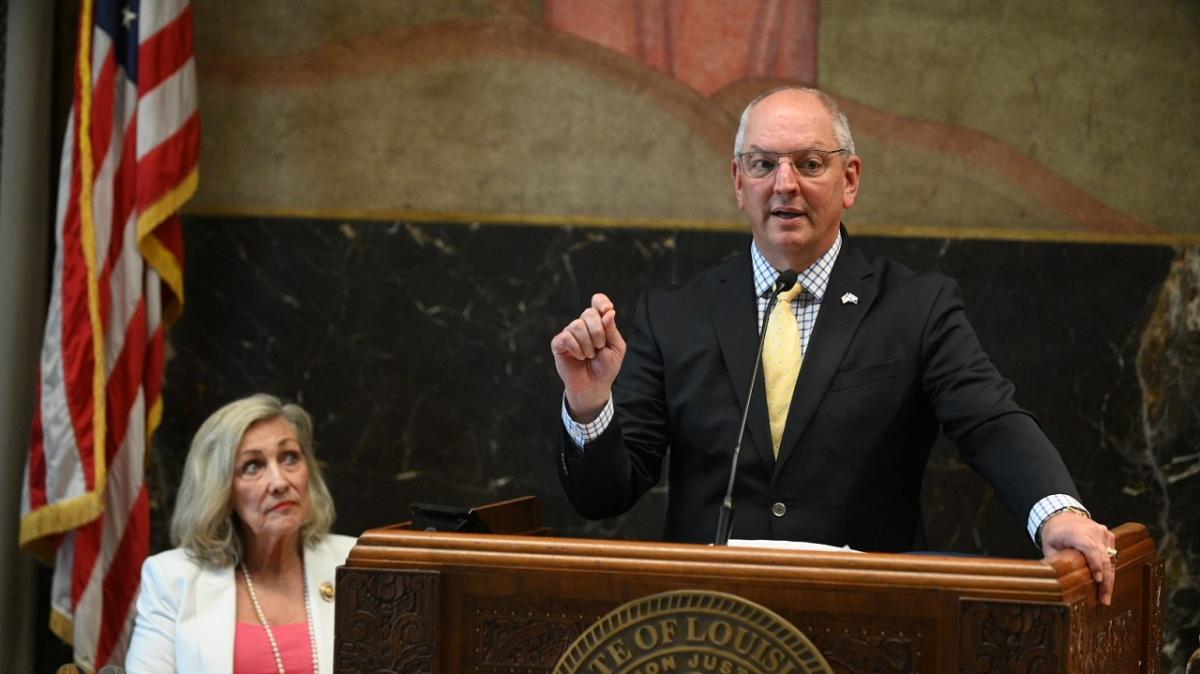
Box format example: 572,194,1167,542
151,216,1197,670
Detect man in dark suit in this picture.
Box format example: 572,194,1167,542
550,86,1117,604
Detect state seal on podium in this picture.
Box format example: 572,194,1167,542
554,589,832,674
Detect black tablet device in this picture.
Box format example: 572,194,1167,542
409,502,491,533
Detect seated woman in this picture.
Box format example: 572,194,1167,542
125,394,355,673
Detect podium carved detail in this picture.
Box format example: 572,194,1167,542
473,598,605,670
335,568,439,673
959,600,1064,674
1085,606,1137,673
791,613,930,674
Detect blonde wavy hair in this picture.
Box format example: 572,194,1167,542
169,394,336,569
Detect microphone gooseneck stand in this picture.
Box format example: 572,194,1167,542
714,270,798,545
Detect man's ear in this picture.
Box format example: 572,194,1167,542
841,155,862,209
731,158,745,210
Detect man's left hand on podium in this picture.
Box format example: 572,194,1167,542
1041,510,1117,606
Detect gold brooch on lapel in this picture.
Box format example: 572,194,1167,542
840,292,859,305
319,581,335,602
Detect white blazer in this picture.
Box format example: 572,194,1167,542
124,534,357,674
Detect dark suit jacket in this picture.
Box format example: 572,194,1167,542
558,231,1078,551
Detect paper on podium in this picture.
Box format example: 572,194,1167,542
728,538,862,553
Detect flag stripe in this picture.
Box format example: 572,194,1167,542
24,111,81,516
137,112,199,209
105,297,149,466
25,403,46,509
137,0,189,41
88,50,117,207
97,484,149,665
77,389,147,661
102,192,142,378
60,105,99,494
137,62,196,162
138,4,193,95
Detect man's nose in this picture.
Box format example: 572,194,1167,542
772,159,801,193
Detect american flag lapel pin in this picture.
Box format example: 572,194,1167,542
840,292,859,305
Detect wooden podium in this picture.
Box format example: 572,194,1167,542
333,497,1162,673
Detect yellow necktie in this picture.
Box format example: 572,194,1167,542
763,284,804,457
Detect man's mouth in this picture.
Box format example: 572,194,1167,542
771,209,804,220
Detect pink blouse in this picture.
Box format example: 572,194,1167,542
234,622,316,674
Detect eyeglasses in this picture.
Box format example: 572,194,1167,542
735,148,848,179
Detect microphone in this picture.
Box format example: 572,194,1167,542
715,270,799,545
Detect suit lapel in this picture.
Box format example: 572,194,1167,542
194,564,236,674
306,540,340,674
710,252,775,471
774,237,877,476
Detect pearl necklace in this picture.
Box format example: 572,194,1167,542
240,560,320,674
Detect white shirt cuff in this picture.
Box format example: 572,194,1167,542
1027,493,1088,544
561,396,614,449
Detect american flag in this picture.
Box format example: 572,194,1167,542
19,0,198,668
